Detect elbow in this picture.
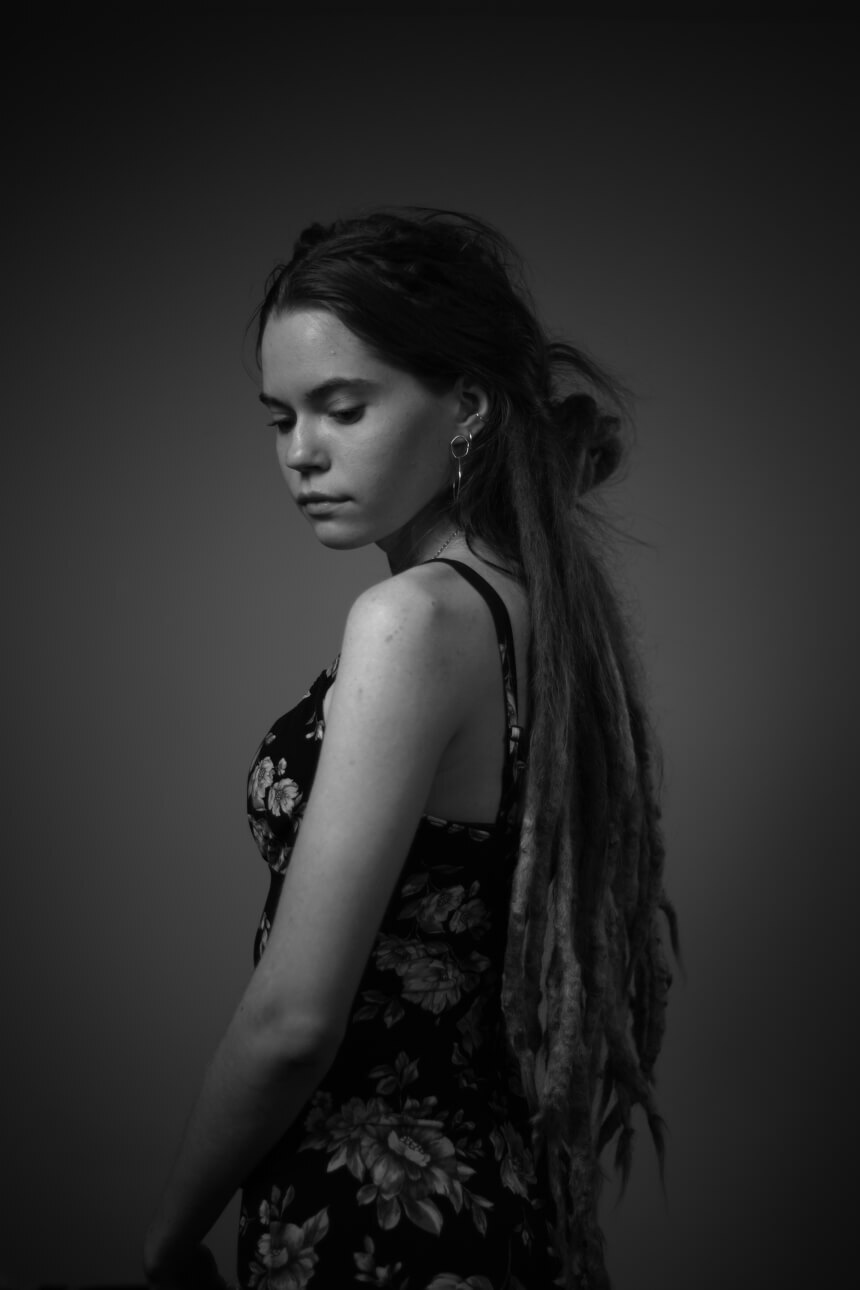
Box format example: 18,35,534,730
237,996,342,1072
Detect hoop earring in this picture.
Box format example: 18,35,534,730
449,430,473,504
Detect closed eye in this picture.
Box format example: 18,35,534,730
266,406,365,431
329,405,365,424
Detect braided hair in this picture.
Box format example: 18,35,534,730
254,207,680,1289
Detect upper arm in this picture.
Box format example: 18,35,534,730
243,574,467,1055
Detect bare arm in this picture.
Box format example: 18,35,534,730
143,1018,335,1282
144,573,466,1280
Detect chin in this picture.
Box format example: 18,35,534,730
312,528,375,552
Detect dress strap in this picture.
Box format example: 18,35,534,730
425,557,527,830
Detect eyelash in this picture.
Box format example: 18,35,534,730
267,406,365,431
330,405,365,424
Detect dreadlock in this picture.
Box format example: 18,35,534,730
253,205,680,1288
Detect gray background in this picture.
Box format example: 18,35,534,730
4,9,857,1288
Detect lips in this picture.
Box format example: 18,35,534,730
298,495,348,516
298,494,347,505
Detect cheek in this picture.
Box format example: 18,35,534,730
347,405,449,510
384,409,448,476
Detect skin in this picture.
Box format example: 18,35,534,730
258,308,489,572
262,306,534,811
143,311,523,1288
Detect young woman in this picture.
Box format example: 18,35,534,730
143,208,678,1290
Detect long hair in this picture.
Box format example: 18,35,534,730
253,206,680,1288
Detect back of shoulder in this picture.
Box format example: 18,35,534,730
343,564,464,673
333,567,472,737
350,563,449,624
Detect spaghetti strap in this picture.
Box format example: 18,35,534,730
425,558,521,722
425,556,526,830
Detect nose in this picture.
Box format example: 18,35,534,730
277,415,329,476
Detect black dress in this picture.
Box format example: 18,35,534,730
238,558,563,1290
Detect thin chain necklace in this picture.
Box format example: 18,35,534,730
432,527,462,559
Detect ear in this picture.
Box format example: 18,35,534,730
449,375,490,439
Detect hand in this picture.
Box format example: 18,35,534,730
143,1242,229,1290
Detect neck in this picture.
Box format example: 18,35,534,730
376,495,461,574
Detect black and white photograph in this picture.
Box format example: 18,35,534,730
4,7,857,1289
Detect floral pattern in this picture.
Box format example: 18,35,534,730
245,1185,330,1289
240,562,560,1288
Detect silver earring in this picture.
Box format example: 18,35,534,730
449,430,472,503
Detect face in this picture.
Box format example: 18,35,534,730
260,308,476,556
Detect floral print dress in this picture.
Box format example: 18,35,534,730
239,559,564,1290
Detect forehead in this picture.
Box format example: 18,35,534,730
261,309,382,381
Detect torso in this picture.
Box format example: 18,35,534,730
321,542,531,826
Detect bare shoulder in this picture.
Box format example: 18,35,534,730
363,553,528,650
332,553,530,733
348,562,488,664
398,553,532,727
332,564,473,728
345,563,463,658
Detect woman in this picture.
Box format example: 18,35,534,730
143,207,678,1290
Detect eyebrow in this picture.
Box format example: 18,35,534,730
259,377,379,409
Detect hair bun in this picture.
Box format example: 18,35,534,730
551,394,623,492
